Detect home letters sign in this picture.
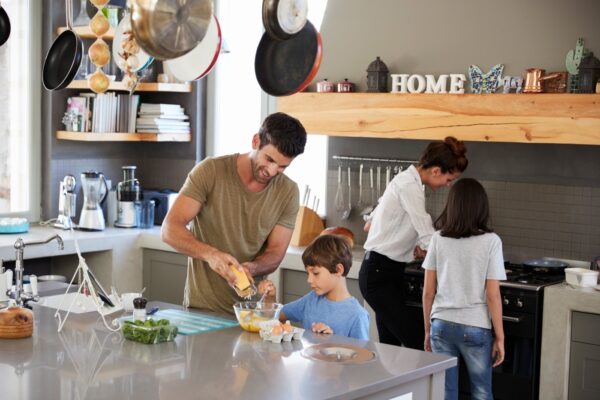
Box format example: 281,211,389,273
390,74,467,94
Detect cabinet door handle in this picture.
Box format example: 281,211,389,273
502,316,522,323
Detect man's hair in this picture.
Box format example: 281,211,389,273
258,112,307,158
302,235,353,276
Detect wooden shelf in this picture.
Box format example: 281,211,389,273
56,131,191,142
57,26,114,40
278,93,600,145
66,80,192,93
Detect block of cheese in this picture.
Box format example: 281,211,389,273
230,265,255,298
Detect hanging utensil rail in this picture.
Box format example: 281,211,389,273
332,155,417,164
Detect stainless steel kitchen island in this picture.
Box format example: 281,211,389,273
0,301,455,400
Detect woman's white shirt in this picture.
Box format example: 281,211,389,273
363,165,434,262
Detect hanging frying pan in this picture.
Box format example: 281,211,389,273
164,15,221,82
255,20,322,97
131,0,213,61
262,0,308,41
0,1,10,47
112,10,154,73
43,0,83,90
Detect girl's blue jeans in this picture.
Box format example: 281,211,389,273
430,318,493,400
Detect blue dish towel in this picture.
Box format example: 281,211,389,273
147,309,238,335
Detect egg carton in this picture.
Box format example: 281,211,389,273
258,320,304,343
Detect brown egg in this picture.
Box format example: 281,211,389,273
89,39,110,67
88,69,110,93
90,0,110,7
271,324,283,335
282,321,293,333
89,11,110,37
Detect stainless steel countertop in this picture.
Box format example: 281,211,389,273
0,301,455,400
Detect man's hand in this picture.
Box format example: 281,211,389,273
205,249,246,286
413,245,427,260
312,322,333,335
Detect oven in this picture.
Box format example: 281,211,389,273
402,263,563,400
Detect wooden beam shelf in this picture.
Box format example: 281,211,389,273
278,93,600,145
56,131,191,142
66,80,192,93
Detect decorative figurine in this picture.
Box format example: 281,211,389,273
565,38,590,93
367,56,389,92
501,76,523,93
468,64,504,93
577,53,600,93
390,73,465,93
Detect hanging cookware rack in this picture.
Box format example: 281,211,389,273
332,155,418,165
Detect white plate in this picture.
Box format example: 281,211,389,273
112,13,154,73
165,15,221,82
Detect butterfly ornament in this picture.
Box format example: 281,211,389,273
468,64,504,93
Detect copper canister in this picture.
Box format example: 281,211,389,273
336,78,355,93
316,79,335,93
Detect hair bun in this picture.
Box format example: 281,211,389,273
444,136,467,158
319,226,355,248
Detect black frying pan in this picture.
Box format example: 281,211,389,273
0,1,10,47
255,20,322,97
43,0,83,91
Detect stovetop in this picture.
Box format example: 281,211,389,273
404,261,565,292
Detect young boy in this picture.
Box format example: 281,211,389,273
259,234,370,340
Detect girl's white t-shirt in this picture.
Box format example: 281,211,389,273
422,231,506,329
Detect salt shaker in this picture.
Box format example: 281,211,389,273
133,297,147,321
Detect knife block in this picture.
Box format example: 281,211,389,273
291,206,324,247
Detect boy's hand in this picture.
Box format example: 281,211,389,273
257,279,276,301
311,322,333,335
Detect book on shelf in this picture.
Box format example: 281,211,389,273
136,103,191,134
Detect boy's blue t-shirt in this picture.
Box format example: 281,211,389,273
282,291,370,340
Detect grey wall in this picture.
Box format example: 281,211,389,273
41,0,206,220
316,0,600,262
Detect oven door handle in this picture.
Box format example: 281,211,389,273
502,315,523,323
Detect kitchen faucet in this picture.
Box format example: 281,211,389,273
7,235,64,308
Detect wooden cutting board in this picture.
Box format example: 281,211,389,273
0,306,33,339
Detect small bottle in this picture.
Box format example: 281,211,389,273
133,297,147,321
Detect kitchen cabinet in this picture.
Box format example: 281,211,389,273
568,311,600,400
142,249,187,305
278,93,600,145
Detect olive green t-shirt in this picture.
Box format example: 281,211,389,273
180,154,299,315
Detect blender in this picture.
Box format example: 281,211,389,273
78,171,108,231
115,166,141,228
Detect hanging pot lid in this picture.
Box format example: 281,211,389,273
165,15,221,82
255,20,322,97
262,0,308,40
131,0,213,60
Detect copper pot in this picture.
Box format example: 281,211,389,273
337,78,355,93
316,78,335,92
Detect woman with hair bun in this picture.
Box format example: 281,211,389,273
359,136,468,348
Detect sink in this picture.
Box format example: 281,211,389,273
38,292,121,314
301,343,376,364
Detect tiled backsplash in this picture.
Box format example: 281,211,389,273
325,168,600,264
